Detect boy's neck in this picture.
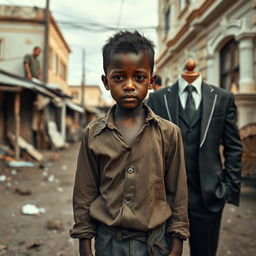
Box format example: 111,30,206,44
114,103,145,122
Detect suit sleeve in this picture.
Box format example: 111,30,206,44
70,128,100,239
222,93,242,206
165,126,189,240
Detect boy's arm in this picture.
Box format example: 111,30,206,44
70,128,100,241
79,239,93,256
165,126,189,247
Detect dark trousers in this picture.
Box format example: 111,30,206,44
189,210,223,256
95,223,170,256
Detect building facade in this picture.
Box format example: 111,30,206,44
156,0,256,175
0,5,71,94
69,85,104,107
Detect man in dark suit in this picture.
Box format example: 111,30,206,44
147,74,242,256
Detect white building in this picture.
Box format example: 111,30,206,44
0,5,71,94
156,0,256,175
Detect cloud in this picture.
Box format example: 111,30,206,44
0,0,158,97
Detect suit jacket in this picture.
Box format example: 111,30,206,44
147,81,242,213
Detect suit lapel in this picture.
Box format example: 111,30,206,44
200,83,218,148
163,81,179,125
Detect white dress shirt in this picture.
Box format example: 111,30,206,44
178,74,202,110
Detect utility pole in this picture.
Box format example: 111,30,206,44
81,48,86,107
43,0,50,82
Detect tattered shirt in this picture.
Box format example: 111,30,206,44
70,104,189,240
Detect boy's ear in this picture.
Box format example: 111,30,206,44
148,75,157,90
101,75,110,90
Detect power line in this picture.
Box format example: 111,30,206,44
116,0,124,29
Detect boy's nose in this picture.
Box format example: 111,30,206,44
124,79,135,90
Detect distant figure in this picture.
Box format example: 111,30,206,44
24,46,42,80
153,75,162,91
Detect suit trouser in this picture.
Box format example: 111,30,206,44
94,223,170,256
189,210,223,256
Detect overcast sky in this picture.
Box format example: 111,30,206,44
0,0,158,99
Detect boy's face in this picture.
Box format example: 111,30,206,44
102,52,156,109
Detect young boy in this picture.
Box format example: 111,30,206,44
70,31,189,256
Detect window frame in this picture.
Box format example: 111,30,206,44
220,39,239,91
0,38,4,60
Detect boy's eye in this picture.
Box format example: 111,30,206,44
113,75,125,82
135,75,146,81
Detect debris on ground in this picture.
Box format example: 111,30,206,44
26,242,41,250
56,252,65,256
47,174,55,182
11,169,17,175
42,171,48,177
61,165,67,170
39,161,53,169
7,161,35,168
57,187,64,192
46,219,63,231
21,204,45,215
0,244,7,252
8,133,44,161
0,175,7,182
15,187,32,196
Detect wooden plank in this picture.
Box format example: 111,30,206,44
0,85,22,92
14,92,20,159
8,133,44,161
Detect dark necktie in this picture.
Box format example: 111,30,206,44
185,85,196,122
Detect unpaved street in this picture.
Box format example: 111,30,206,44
0,142,256,256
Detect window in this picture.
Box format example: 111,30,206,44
53,53,58,74
0,39,4,60
164,6,171,36
49,47,53,69
60,61,67,80
72,91,78,99
220,40,239,91
179,0,187,11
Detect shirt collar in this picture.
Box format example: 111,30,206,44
178,74,202,95
93,104,159,136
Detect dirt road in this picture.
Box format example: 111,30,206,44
0,142,255,256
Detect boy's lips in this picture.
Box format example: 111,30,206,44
121,96,138,102
122,95,138,99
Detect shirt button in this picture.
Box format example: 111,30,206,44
127,167,134,174
123,199,131,205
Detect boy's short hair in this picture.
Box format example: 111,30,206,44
102,30,155,74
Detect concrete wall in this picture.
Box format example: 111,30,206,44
0,22,44,75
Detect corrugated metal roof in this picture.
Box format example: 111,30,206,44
0,69,60,98
66,100,84,113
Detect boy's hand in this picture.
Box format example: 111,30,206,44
168,237,183,256
79,238,93,256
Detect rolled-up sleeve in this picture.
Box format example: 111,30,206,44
165,127,189,240
70,128,99,239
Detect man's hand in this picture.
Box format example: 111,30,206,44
79,238,93,256
27,72,32,80
168,237,183,256
24,63,32,80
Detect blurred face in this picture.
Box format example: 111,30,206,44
102,52,156,109
33,48,41,57
153,83,162,91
